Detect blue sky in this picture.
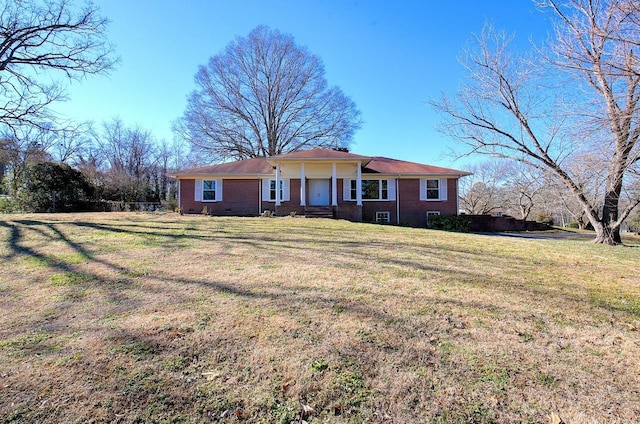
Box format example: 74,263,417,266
53,1,551,167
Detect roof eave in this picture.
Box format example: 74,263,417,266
167,173,274,179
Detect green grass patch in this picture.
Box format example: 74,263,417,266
50,271,94,286
55,252,90,265
0,331,59,357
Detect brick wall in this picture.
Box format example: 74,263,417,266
180,177,460,227
336,204,363,222
263,179,303,215
361,201,397,224
180,179,261,215
397,179,459,227
466,215,552,232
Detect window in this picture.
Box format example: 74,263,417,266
203,180,217,201
269,180,284,201
263,179,290,202
426,179,439,200
376,211,390,223
195,179,222,202
426,211,440,226
420,178,447,201
351,179,389,200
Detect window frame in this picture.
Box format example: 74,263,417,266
202,179,218,202
426,179,440,200
263,178,290,202
375,211,391,223
420,178,447,202
269,179,284,202
351,179,390,201
426,211,441,226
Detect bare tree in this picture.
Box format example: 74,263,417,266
0,0,115,134
175,25,362,162
459,160,510,215
50,124,93,163
502,162,546,220
95,118,158,202
433,0,640,245
0,126,54,194
546,178,593,228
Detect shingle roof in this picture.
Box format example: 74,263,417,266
167,157,273,177
168,150,470,177
364,157,471,176
268,148,370,161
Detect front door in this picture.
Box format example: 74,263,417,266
308,179,330,206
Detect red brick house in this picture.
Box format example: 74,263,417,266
168,148,470,227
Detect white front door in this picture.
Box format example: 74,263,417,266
308,179,330,206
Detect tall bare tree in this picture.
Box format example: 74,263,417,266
434,0,640,245
0,0,115,134
175,25,362,162
95,118,158,202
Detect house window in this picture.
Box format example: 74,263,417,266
203,180,217,201
426,211,440,226
269,180,284,201
376,211,391,223
352,179,389,200
426,179,439,200
263,179,290,202
350,180,357,200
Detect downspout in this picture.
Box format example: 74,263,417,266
396,176,400,225
456,177,460,215
177,178,181,211
258,177,261,216
275,163,281,207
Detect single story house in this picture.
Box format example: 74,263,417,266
168,148,470,227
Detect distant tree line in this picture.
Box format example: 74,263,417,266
434,0,640,244
0,0,192,213
0,119,189,212
459,159,640,233
0,0,362,213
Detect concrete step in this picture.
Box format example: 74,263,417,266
304,206,334,218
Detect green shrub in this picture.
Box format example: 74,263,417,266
567,221,580,229
163,196,179,212
536,213,554,225
0,197,19,213
428,215,470,232
17,162,93,212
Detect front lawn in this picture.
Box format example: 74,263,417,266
0,213,638,423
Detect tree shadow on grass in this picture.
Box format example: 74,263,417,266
2,215,640,422
1,216,638,329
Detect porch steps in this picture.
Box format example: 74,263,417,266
304,206,334,218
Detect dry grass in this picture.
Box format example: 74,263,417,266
0,212,639,423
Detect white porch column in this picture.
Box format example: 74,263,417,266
356,162,362,206
275,163,281,206
300,163,306,206
331,162,337,206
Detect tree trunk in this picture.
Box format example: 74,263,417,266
592,220,622,245
595,179,623,245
